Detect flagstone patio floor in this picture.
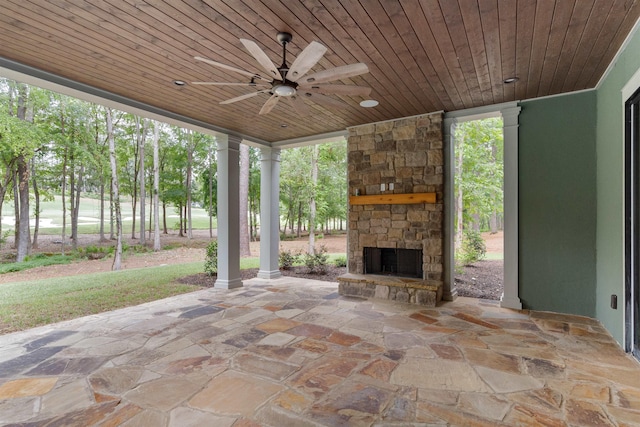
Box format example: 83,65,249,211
1,276,640,426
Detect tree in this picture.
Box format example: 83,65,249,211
106,107,123,270
152,121,161,251
239,143,251,256
138,118,149,245
308,144,318,254
454,118,504,249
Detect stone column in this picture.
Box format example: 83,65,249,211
442,117,458,301
257,147,282,279
501,105,523,309
214,135,243,289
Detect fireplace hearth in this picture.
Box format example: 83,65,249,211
364,247,423,278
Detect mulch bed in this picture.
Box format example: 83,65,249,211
178,261,504,301
176,265,347,287
454,260,504,300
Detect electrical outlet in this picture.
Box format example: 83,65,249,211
381,183,385,191
611,294,617,309
389,183,394,191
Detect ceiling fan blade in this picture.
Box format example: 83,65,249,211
287,41,327,82
286,95,311,117
299,63,369,84
192,81,269,87
220,89,271,105
194,56,268,81
259,94,280,115
299,91,349,109
297,84,371,97
240,39,281,80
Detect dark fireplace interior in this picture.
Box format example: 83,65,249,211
363,247,423,278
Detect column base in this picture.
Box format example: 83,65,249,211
442,289,458,302
500,294,523,310
257,270,282,279
214,278,243,289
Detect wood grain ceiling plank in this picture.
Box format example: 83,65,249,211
497,0,517,102
402,0,474,110
360,0,443,113
110,0,337,134
524,0,555,99
514,0,536,101
0,4,177,95
381,0,462,111
438,0,485,107
305,0,417,118
548,0,594,94
246,0,380,124
0,13,318,142
576,0,639,89
457,0,494,105
107,0,260,100
287,0,393,122
478,0,504,104
193,0,379,128
560,0,611,92
536,0,576,97
321,0,432,116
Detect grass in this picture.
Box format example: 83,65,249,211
0,254,75,274
0,262,203,333
2,195,216,235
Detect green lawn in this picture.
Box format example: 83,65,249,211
2,195,216,235
0,262,204,333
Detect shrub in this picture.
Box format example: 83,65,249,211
279,248,300,270
456,230,486,269
333,256,347,268
303,245,329,274
204,240,218,276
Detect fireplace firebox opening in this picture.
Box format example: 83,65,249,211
363,247,423,278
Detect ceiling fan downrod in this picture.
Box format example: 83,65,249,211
276,32,292,80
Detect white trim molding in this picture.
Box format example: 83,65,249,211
444,101,522,309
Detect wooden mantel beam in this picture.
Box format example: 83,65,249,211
349,192,436,205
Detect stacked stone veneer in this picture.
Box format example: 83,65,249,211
341,112,444,305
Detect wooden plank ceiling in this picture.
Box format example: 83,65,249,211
1,0,639,144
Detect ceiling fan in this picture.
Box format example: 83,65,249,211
192,32,371,116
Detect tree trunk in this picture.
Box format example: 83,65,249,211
239,143,251,256
71,165,84,250
12,177,18,249
30,158,40,249
15,85,31,261
208,150,213,238
455,128,464,250
308,145,318,255
139,118,148,245
178,202,184,237
99,179,106,241
162,202,168,234
69,150,76,242
109,185,115,240
297,202,302,238
153,122,161,251
61,145,68,255
106,108,123,271
15,155,31,262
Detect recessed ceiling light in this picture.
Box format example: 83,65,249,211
360,99,379,108
173,80,187,86
503,77,519,84
280,123,288,128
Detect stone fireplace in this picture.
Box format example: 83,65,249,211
338,112,445,306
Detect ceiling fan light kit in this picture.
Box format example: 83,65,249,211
193,32,371,115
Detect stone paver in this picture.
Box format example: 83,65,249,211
0,277,639,426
